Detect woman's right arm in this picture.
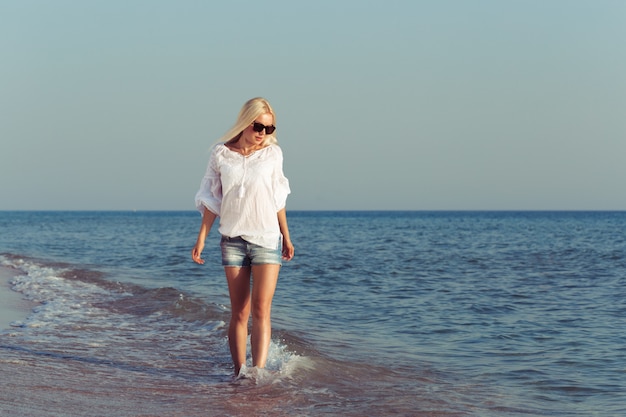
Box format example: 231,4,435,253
191,207,217,264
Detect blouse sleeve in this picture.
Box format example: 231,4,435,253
272,146,291,211
194,145,222,216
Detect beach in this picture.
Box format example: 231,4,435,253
0,263,217,417
0,266,33,330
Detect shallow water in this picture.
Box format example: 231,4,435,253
1,211,625,416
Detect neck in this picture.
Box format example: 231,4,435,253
230,140,264,156
239,144,260,155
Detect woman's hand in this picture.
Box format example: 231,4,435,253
191,241,205,264
192,208,217,265
277,208,294,261
282,238,294,261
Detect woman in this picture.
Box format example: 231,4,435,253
191,97,294,376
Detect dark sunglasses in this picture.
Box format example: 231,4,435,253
252,122,276,135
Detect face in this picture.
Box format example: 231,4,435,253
240,113,275,147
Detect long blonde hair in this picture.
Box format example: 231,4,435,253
220,97,277,146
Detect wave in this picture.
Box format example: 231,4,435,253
0,252,526,416
0,253,308,380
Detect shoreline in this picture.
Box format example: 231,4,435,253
0,266,35,329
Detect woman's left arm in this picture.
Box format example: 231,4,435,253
278,208,294,261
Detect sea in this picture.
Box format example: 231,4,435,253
0,210,625,417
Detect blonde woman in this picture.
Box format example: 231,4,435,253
192,97,294,376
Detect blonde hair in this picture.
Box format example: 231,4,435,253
220,97,277,146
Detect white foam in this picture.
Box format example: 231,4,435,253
1,255,310,385
233,338,314,386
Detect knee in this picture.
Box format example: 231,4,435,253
231,307,250,324
251,302,271,322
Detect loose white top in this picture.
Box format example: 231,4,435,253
195,143,290,249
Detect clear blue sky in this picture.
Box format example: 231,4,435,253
1,0,625,210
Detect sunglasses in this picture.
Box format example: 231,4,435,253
251,122,276,135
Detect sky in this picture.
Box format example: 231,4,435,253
1,0,625,211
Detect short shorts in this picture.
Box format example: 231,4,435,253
220,235,282,267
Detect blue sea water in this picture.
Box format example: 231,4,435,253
1,211,625,416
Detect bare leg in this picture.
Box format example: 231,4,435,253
250,264,281,369
224,266,251,375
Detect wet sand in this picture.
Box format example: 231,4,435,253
0,266,33,330
0,266,263,417
0,264,205,417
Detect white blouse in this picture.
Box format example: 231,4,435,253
195,143,290,249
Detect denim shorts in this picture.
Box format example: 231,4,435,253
220,236,282,267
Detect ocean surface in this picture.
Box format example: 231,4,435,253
1,210,625,416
